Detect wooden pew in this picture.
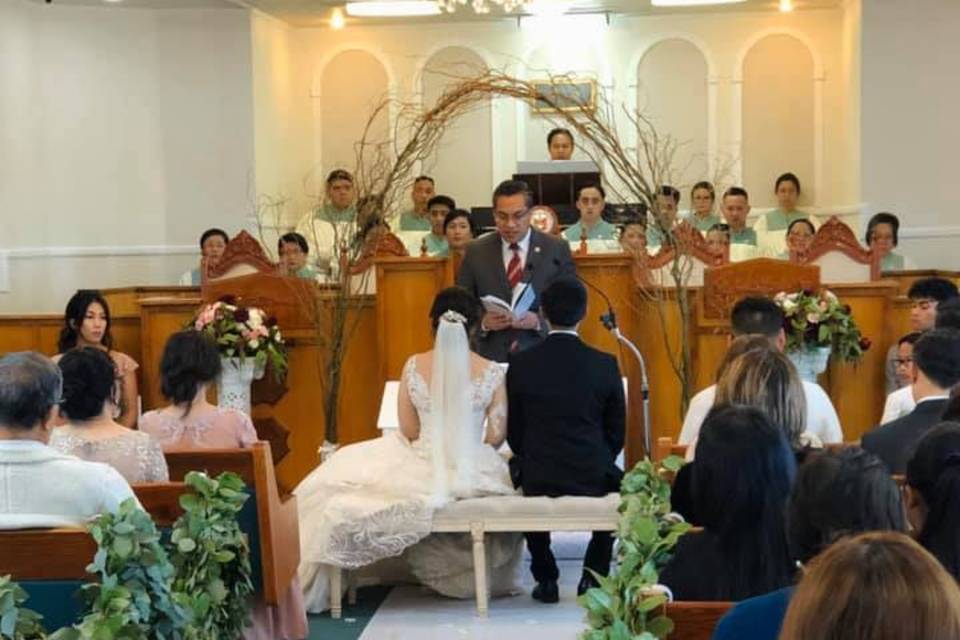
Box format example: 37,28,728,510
163,442,299,606
666,601,732,639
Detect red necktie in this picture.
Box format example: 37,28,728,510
507,243,522,288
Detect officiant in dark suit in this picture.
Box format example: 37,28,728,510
456,179,576,362
506,277,626,603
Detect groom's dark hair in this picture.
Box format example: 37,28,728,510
541,277,587,328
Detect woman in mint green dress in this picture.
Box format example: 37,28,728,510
866,212,912,272
690,181,722,232
764,172,809,231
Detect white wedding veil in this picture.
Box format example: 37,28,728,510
428,308,477,504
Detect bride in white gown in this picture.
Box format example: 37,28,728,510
295,287,522,612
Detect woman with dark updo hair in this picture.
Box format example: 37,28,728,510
139,331,258,450
50,348,167,483
295,286,520,613
53,290,139,428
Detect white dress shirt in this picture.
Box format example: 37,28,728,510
0,440,139,529
501,229,532,273
677,380,843,460
881,385,916,425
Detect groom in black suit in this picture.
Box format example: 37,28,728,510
456,179,576,362
507,277,626,603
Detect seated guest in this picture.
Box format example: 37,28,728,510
51,349,167,483
864,329,960,473
54,290,139,428
755,173,812,256
778,532,960,640
507,277,625,601
179,227,228,286
866,211,914,272
781,218,816,260
705,223,730,259
678,296,842,451
0,352,138,527
140,331,259,450
935,295,960,330
713,448,906,640
690,181,721,232
880,332,921,424
423,195,455,256
646,185,681,247
398,175,435,231
884,276,957,393
563,183,616,242
905,422,960,581
439,208,476,259
619,219,648,257
660,405,795,601
547,127,574,160
278,232,318,280
295,169,357,273
720,187,758,248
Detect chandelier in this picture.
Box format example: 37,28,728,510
436,0,533,13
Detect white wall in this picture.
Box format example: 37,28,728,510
861,0,960,269
0,1,255,311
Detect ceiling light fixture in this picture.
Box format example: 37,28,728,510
345,1,442,17
330,7,346,28
436,0,533,14
779,0,794,11
651,0,746,6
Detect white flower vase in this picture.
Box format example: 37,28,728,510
217,357,264,416
788,346,832,383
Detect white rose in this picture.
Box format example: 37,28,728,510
783,300,798,313
248,339,260,349
247,310,263,329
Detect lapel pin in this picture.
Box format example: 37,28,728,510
534,246,541,254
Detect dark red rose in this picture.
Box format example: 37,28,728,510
266,315,278,328
234,307,250,323
842,304,852,314
859,336,872,351
219,294,238,305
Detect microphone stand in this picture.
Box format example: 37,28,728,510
577,274,653,459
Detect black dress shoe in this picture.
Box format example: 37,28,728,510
577,572,600,596
531,580,559,603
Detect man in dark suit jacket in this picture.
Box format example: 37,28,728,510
456,179,576,362
863,329,960,473
507,277,626,603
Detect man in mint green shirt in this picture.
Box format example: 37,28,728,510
398,176,435,231
564,183,616,242
646,185,681,248
421,195,454,256
721,186,758,246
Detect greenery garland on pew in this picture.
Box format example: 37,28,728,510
579,456,690,640
1,472,252,640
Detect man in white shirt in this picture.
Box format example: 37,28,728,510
678,297,843,457
880,332,921,424
0,352,138,529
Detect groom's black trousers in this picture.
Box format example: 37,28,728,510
525,530,614,583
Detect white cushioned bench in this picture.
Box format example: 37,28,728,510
330,493,620,618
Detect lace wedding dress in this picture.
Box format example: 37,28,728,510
296,341,521,613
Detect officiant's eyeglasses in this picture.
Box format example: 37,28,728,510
493,209,531,224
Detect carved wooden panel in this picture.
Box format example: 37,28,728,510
348,231,410,275
794,216,879,280
206,230,276,279
701,258,820,321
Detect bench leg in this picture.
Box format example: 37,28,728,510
330,566,342,619
471,522,488,618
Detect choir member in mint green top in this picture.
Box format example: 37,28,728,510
278,232,319,279
781,218,816,261
763,172,809,231
398,175,435,231
646,185,681,247
705,223,731,259
295,169,357,272
866,212,912,272
690,181,722,232
179,228,228,286
547,127,575,160
421,194,454,256
437,208,476,258
563,183,616,242
721,186,758,246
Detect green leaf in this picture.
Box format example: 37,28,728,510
177,538,197,553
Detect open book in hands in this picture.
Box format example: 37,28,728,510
481,282,536,322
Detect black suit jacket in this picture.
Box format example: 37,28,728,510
861,398,949,473
506,333,625,497
456,229,576,362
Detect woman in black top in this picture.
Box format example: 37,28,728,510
660,404,796,601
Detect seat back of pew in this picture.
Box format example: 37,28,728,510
665,601,732,639
0,528,95,630
655,436,687,462
163,442,299,606
132,481,188,526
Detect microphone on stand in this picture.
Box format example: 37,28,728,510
552,258,653,458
